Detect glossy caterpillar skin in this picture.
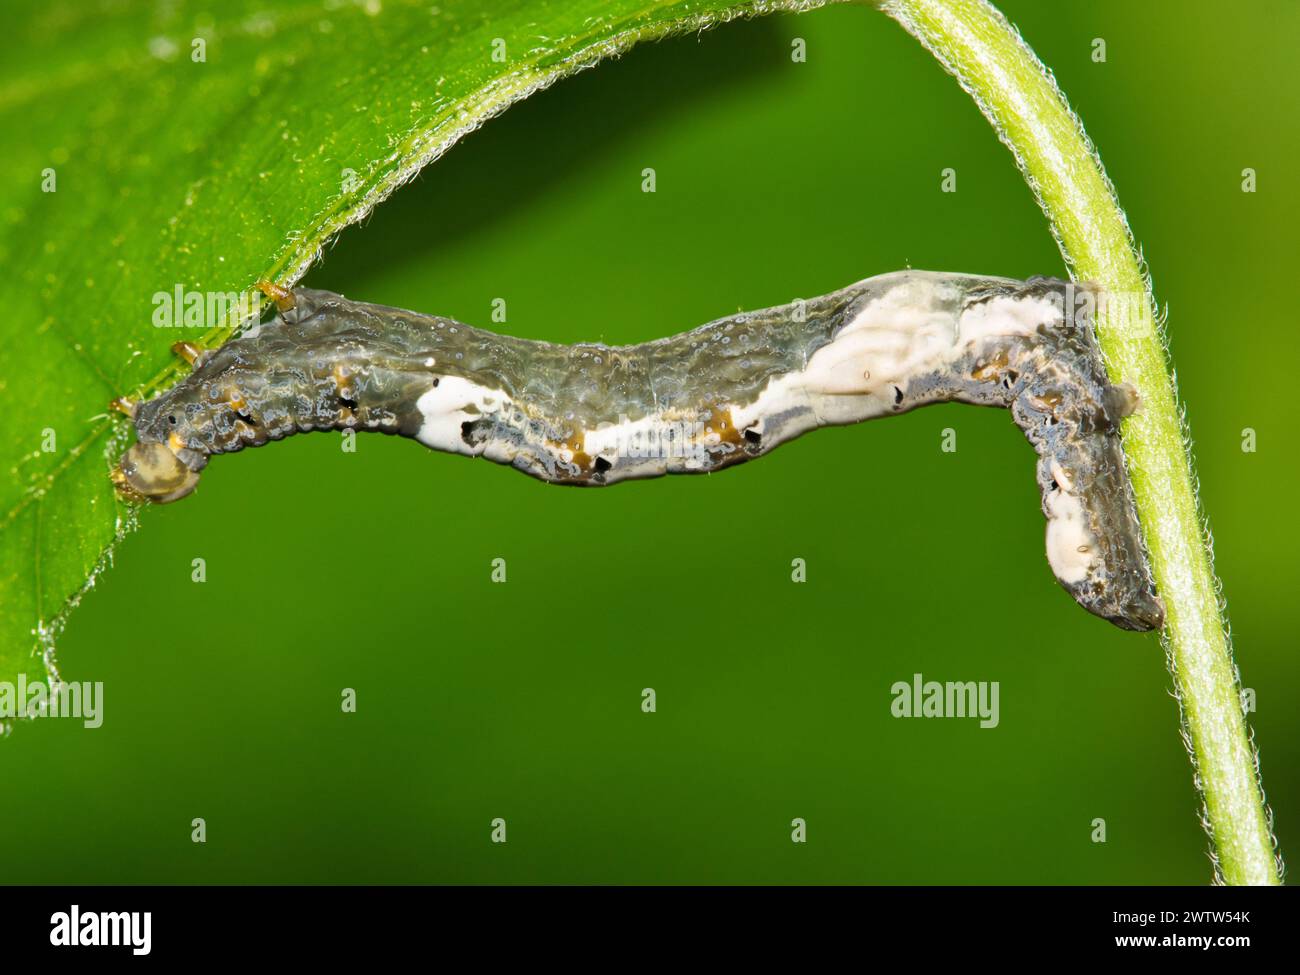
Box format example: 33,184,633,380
114,270,1163,631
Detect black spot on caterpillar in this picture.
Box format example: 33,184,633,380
112,270,1162,631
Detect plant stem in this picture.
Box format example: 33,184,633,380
878,0,1279,884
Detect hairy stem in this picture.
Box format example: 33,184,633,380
878,0,1278,884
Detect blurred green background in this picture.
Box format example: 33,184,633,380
3,0,1297,884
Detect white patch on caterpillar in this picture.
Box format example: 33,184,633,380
413,376,506,457
802,277,959,398
731,280,1062,439
731,275,963,438
957,293,1060,346
726,374,813,445
1044,485,1098,585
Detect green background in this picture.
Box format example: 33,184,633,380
3,0,1296,884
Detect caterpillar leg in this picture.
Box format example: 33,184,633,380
171,341,211,369
1108,381,1142,419
256,279,297,314
109,396,138,419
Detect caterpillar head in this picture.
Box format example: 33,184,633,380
112,441,202,504
111,385,216,503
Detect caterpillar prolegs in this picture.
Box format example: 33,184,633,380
112,270,1163,631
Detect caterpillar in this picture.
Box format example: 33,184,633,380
111,270,1163,631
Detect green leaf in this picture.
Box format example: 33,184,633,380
0,0,833,702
